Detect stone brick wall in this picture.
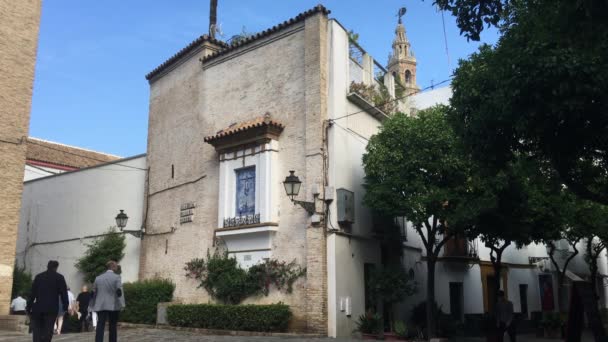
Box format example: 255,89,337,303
0,0,41,314
141,11,330,333
303,13,329,334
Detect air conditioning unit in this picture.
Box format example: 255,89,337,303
336,188,355,224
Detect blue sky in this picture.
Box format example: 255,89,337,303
30,1,498,157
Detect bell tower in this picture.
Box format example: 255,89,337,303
388,8,419,95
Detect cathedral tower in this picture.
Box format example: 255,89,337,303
387,13,419,95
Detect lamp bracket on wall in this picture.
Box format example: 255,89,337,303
292,199,316,215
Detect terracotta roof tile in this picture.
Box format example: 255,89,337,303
145,35,228,81
201,4,330,64
26,137,121,169
145,4,330,82
204,113,284,143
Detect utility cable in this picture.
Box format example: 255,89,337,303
440,9,451,71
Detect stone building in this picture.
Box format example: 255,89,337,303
387,17,419,95
140,5,409,336
0,0,41,315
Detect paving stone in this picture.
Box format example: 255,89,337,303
0,328,339,341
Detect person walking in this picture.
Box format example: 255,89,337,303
495,290,516,342
66,287,76,315
53,297,65,335
27,260,68,342
75,285,92,332
11,294,27,315
92,261,124,342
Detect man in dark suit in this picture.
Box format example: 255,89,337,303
27,260,68,342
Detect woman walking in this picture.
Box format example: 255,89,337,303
53,296,65,335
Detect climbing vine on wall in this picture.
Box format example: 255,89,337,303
184,250,306,304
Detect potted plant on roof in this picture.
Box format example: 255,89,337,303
368,265,417,340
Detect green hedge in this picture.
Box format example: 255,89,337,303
120,279,175,324
167,303,291,332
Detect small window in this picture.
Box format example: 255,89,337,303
235,167,256,216
405,70,412,84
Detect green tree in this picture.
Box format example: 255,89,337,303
368,265,416,333
467,158,566,307
363,106,477,337
568,199,608,301
75,228,126,283
544,193,608,310
445,0,608,205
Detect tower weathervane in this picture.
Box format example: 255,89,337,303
397,7,407,24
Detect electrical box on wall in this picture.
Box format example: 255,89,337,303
345,296,352,316
336,188,355,224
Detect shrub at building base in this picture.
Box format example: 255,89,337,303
184,250,305,304
120,279,175,324
167,303,291,332
11,265,32,299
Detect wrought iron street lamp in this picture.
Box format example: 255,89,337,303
115,209,143,238
283,171,315,214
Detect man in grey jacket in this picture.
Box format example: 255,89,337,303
92,261,124,342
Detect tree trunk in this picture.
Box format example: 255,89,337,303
547,244,565,311
587,240,600,302
492,253,502,306
490,245,507,308
426,258,437,338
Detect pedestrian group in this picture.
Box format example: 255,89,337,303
21,260,125,342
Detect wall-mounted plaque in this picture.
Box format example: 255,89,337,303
180,202,196,224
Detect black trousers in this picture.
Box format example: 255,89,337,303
497,322,517,342
95,311,119,342
78,311,89,332
31,312,56,342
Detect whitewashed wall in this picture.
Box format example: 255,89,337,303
326,19,384,337
15,155,146,290
23,164,65,181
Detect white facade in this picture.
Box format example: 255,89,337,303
326,20,386,337
215,141,282,267
23,164,63,181
15,155,146,290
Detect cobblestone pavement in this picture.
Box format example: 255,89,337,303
0,328,338,342
0,330,597,342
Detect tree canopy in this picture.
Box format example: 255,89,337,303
445,0,608,204
363,105,475,231
363,105,478,337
